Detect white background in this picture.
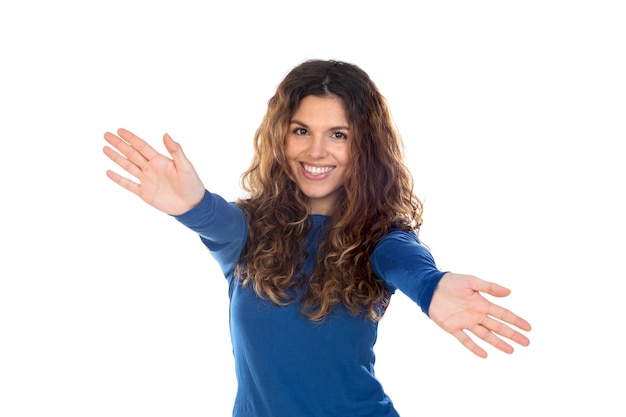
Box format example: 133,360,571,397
1,1,624,416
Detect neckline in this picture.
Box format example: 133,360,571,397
310,213,330,225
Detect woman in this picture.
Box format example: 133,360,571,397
103,59,531,417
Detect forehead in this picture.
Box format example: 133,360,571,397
291,95,349,125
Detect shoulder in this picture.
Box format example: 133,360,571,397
375,229,421,249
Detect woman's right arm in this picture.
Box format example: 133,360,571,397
174,191,248,274
103,128,248,272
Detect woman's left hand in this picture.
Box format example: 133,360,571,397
428,272,531,358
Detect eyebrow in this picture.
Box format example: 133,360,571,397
290,119,350,131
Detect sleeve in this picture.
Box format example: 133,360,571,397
173,190,248,276
371,230,447,316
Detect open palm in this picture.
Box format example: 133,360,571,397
103,128,205,216
428,272,531,358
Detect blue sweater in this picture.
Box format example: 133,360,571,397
175,190,446,417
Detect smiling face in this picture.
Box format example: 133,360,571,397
285,94,351,215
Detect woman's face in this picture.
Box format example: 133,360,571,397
285,95,351,215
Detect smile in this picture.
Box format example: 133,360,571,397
301,163,334,176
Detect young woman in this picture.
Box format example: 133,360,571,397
103,59,531,417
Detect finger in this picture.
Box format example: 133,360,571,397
117,128,162,161
163,133,196,172
488,303,532,332
471,322,515,354
103,145,143,179
105,169,140,196
163,133,184,162
481,316,530,347
452,329,488,359
104,131,149,170
470,277,512,298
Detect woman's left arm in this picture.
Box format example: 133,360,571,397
372,231,531,358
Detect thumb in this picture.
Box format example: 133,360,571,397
470,276,511,298
163,133,193,170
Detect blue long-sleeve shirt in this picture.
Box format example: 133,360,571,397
175,190,446,417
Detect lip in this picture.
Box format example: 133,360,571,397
300,162,335,180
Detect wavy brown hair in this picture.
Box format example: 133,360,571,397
235,59,423,322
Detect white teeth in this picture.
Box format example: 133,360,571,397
303,164,333,175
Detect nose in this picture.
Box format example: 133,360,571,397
306,135,327,158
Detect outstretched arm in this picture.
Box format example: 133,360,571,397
428,272,531,358
103,128,206,216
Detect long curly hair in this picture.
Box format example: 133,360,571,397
235,59,423,322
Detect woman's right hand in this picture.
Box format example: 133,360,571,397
103,128,206,216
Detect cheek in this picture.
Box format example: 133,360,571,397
284,142,301,168
340,148,353,181
340,147,352,166
284,138,298,160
